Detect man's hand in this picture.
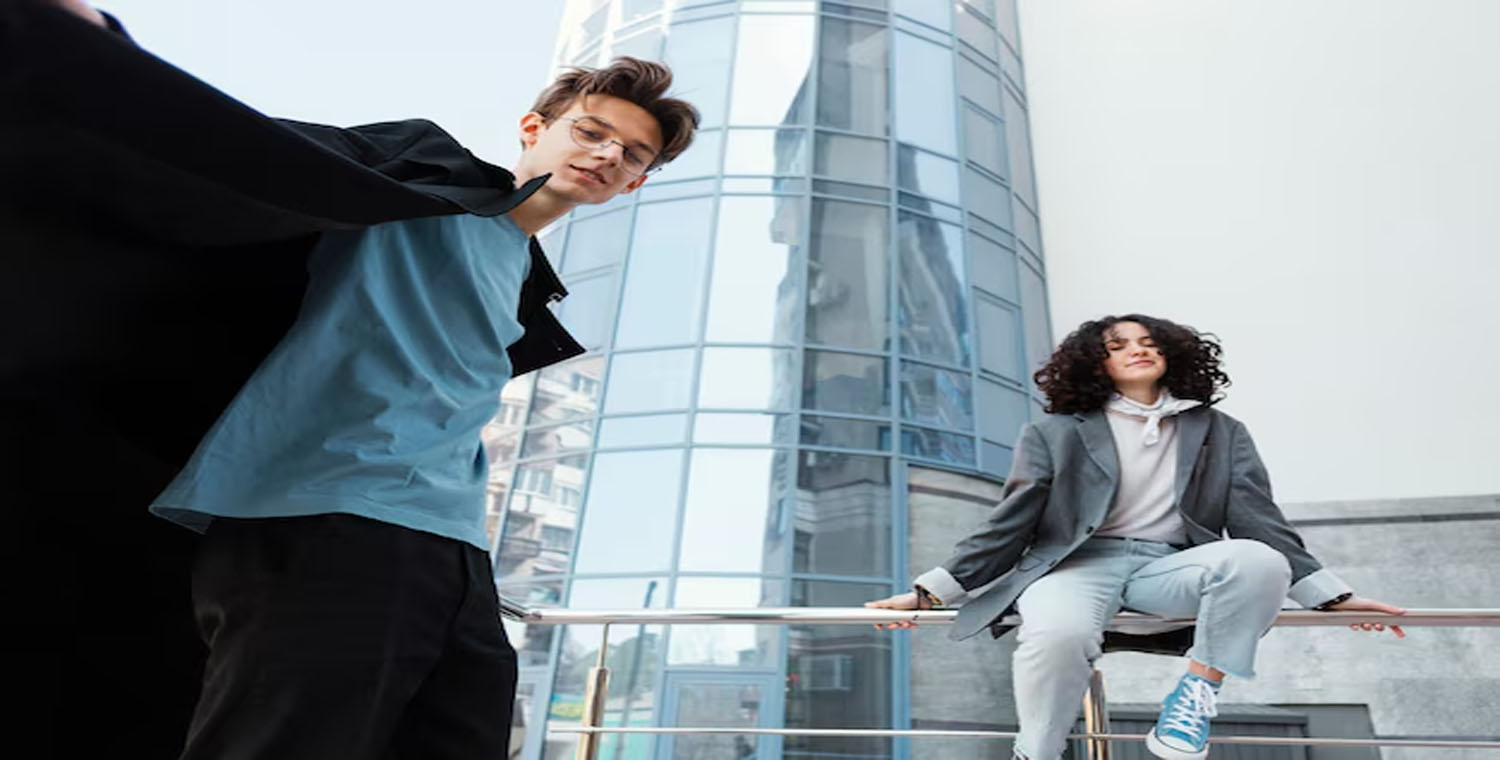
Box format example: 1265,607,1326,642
1327,595,1407,638
864,591,926,631
44,0,107,28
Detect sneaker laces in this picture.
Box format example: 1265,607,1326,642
1160,678,1219,737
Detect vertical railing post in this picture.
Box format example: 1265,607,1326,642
574,623,612,760
1082,667,1111,760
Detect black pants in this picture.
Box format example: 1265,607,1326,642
182,514,517,760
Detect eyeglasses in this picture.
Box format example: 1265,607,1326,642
556,116,661,176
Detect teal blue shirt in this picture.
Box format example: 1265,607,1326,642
152,213,531,549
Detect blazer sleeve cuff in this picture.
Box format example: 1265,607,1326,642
913,567,969,607
1288,568,1355,609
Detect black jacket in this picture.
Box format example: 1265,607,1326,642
2,4,583,478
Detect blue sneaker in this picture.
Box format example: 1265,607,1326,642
1145,673,1219,760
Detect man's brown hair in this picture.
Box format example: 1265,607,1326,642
530,57,700,169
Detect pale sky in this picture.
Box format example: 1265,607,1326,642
101,0,1500,504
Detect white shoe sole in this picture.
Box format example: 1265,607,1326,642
1145,728,1209,760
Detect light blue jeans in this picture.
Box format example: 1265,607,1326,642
1011,536,1292,760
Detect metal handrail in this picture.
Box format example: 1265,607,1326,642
491,599,1500,759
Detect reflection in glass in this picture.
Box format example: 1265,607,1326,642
800,415,891,452
562,208,632,275
698,347,795,410
615,198,713,349
602,349,695,414
814,132,888,185
650,129,721,184
596,413,687,448
964,104,1008,179
520,419,596,458
663,16,735,128
896,144,961,204
667,681,771,759
724,128,809,176
964,166,1012,227
803,350,889,416
527,355,605,425
678,449,790,574
538,223,565,268
573,450,685,574
730,14,814,126
983,439,1014,478
893,32,956,155
1019,261,1051,386
668,577,783,667
550,577,666,760
483,375,534,466
957,54,1003,116
496,454,590,580
900,361,975,430
894,0,951,30
976,295,1022,381
900,426,977,465
705,196,804,344
956,4,998,62
897,211,970,366
611,28,662,60
817,17,887,135
553,273,617,351
1005,87,1036,205
978,377,1029,445
806,200,889,351
786,580,894,760
499,579,565,667
793,451,891,577
693,413,794,444
812,179,888,203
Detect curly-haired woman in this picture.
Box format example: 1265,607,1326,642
867,314,1404,760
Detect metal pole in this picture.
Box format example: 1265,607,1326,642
574,623,613,760
1081,668,1110,760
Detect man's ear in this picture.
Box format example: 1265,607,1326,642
517,112,546,152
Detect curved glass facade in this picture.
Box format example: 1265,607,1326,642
490,2,1049,757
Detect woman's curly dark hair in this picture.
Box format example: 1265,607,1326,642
1033,314,1230,414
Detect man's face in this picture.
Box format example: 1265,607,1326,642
515,94,664,206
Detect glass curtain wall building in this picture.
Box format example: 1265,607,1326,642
487,1,1050,757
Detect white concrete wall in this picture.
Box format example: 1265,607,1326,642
1019,0,1500,504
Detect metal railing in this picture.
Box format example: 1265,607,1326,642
498,602,1500,759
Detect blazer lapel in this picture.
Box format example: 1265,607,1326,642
1075,410,1118,483
1173,408,1211,508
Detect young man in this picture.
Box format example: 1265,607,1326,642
5,2,697,757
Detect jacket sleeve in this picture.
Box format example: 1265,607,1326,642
1224,419,1354,607
913,422,1053,605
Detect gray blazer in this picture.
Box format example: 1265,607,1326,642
915,406,1352,642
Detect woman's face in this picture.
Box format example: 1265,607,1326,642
1102,321,1166,389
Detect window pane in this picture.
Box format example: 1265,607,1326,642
995,0,1020,46
794,451,891,576
498,579,564,667
900,426,977,465
897,211,970,366
693,412,795,444
800,415,891,451
611,28,662,60
814,132,887,185
679,449,792,573
698,347,796,410
978,378,1028,445
603,349,695,413
894,0,950,30
552,272,617,353
705,196,805,343
724,127,809,175
528,355,605,425
1016,203,1041,256
976,295,1023,381
573,450,684,574
663,16,735,128
964,105,1008,179
807,200,889,351
817,17,888,135
520,419,595,458
982,439,1013,478
900,362,974,430
484,376,535,466
622,0,663,24
896,144,961,205
893,32,956,155
803,350,889,416
1018,261,1050,388
668,577,784,667
539,223,565,268
650,128,721,184
956,4,998,62
615,198,713,349
964,166,1012,227
730,15,814,126
957,54,1002,115
496,454,589,579
596,413,687,448
785,582,892,760
562,208,632,274
1005,87,1036,205
968,231,1018,300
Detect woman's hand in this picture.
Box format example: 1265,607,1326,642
1327,596,1407,638
864,591,926,630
